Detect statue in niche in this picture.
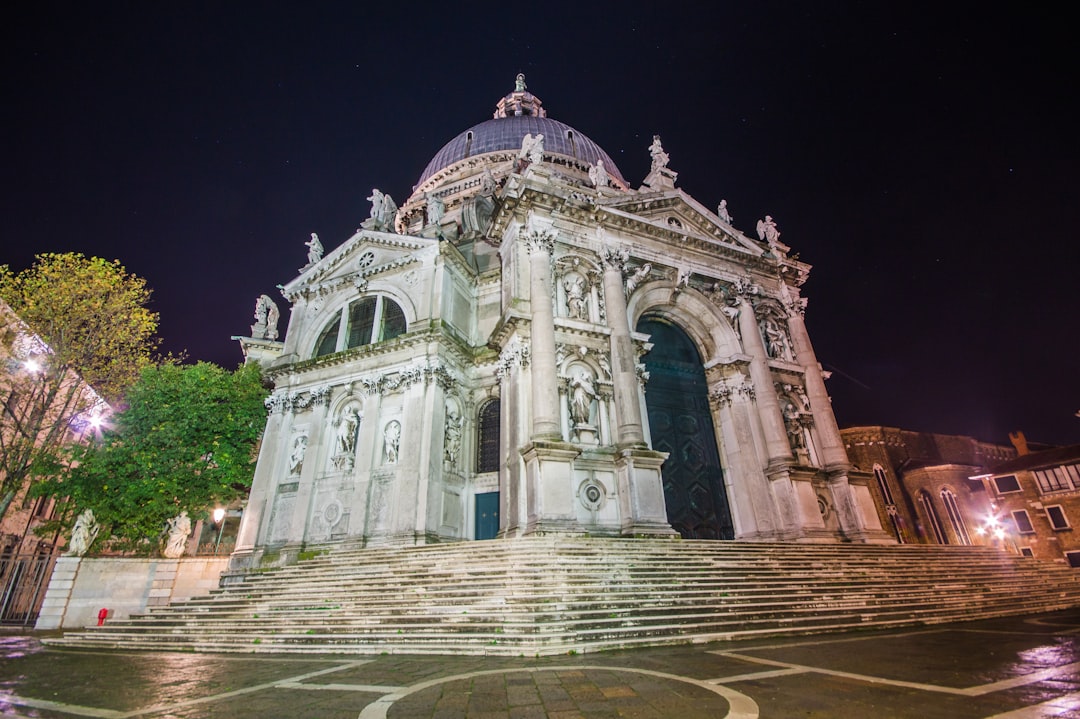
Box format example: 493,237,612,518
563,275,588,320
761,317,790,360
588,159,609,188
756,215,781,247
383,420,401,464
163,511,191,559
66,509,99,556
519,133,544,165
305,233,323,265
649,135,670,172
782,400,806,452
568,371,597,427
253,294,280,340
624,263,651,297
289,435,308,476
444,408,463,466
717,199,733,224
336,408,361,456
426,193,445,225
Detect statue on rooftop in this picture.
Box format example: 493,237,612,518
305,233,323,265
649,135,670,172
426,192,445,225
253,294,280,340
519,133,544,165
717,199,733,224
756,215,781,248
515,73,527,92
588,159,610,189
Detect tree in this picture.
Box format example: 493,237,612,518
37,362,268,552
0,253,159,523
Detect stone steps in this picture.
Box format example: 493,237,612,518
45,537,1080,655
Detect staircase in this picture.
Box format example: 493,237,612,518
44,537,1080,656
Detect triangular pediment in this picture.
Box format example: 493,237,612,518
601,190,765,256
281,230,438,301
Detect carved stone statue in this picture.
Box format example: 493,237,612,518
444,408,463,466
519,133,544,165
756,215,781,247
649,135,670,172
253,294,280,340
383,420,401,464
426,193,446,225
289,435,307,476
163,511,191,559
563,275,588,320
336,409,360,456
305,233,324,265
762,317,791,360
366,189,398,230
568,371,597,427
588,160,609,188
782,400,806,451
515,73,527,92
66,509,99,557
717,199,733,224
480,167,498,195
625,263,652,297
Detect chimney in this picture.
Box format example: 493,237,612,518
1008,431,1029,456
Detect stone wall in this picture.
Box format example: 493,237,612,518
35,555,228,630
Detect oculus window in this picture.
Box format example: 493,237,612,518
313,296,407,358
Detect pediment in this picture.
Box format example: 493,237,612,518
601,191,765,256
281,231,437,301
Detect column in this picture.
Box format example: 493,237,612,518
736,290,792,465
600,247,645,447
523,228,561,441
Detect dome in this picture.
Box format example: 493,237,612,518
413,76,627,192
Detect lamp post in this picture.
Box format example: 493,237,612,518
212,508,226,554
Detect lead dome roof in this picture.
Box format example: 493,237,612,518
413,76,627,190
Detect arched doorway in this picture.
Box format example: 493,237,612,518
637,317,734,539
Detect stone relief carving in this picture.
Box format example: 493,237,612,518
382,420,401,464
496,340,531,379
252,294,280,340
265,387,332,414
624,263,651,298
521,225,555,255
356,362,455,396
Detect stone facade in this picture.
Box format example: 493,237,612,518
231,78,889,570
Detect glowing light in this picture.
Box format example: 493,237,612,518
23,358,41,373
88,415,104,429
212,508,226,525
975,526,986,536
994,527,1006,540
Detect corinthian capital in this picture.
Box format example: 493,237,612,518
521,225,555,255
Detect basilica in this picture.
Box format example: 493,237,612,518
231,75,889,570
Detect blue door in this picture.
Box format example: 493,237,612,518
475,492,500,540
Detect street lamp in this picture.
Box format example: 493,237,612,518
212,508,226,554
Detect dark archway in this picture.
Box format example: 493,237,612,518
637,317,734,540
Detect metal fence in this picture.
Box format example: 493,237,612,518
0,552,57,626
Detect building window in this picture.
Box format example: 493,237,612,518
1020,547,1035,558
873,465,895,505
476,399,500,474
1064,463,1080,489
1065,550,1080,568
313,296,407,358
940,488,971,545
1046,505,1070,531
918,490,947,544
1035,469,1070,494
992,475,1022,494
1012,509,1035,534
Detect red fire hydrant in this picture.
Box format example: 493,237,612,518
97,608,108,626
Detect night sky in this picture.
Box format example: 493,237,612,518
4,3,1077,446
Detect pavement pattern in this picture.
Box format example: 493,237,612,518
2,609,1079,718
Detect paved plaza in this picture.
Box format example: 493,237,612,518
2,609,1079,718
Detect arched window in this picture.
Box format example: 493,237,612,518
940,488,971,545
873,465,895,505
313,296,407,358
476,399,500,473
918,490,947,544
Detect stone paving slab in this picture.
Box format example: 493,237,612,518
2,609,1079,718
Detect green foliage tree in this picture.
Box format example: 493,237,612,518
37,362,268,552
0,253,159,523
